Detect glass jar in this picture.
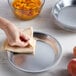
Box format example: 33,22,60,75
8,0,45,20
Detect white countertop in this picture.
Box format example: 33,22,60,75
0,0,76,76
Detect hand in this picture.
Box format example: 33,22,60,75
4,24,29,47
0,17,29,47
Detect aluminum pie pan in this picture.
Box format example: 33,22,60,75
52,0,76,32
7,32,62,73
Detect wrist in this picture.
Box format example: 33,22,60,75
0,17,14,30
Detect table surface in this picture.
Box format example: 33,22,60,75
0,0,76,76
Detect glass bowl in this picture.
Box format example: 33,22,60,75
8,0,45,20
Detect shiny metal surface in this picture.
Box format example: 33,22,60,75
52,0,76,31
7,32,62,73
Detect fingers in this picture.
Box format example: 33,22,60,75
20,35,29,42
20,32,30,42
8,30,30,47
9,40,29,47
15,40,29,47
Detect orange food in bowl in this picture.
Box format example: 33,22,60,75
12,0,42,20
